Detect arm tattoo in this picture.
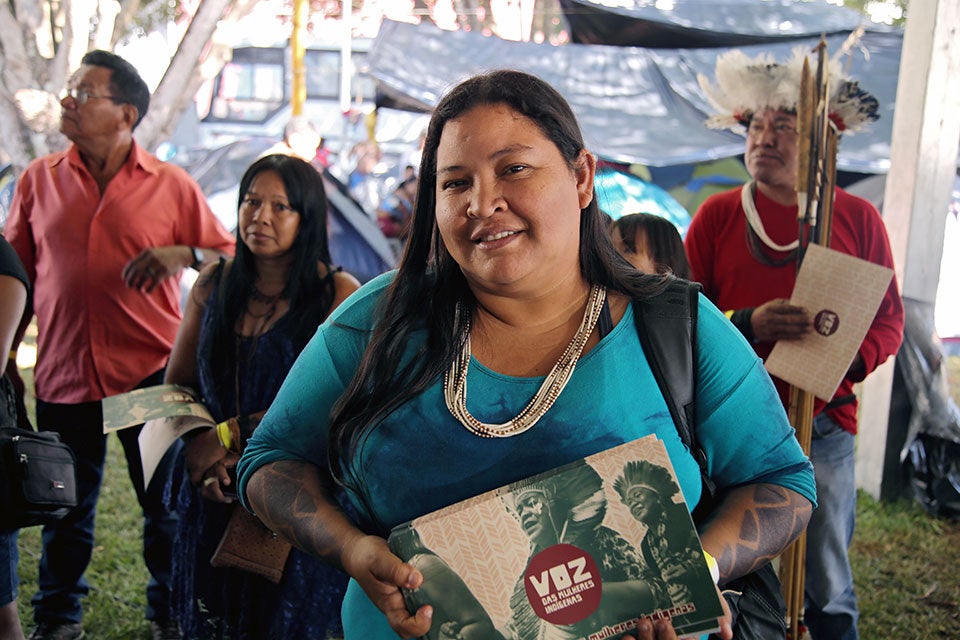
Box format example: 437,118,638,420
247,459,354,567
713,484,812,581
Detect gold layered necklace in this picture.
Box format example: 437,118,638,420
443,284,606,438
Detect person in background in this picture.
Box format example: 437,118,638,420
314,137,333,169
4,50,235,640
687,49,905,640
609,213,691,279
345,139,383,214
263,118,324,168
236,69,816,640
375,166,418,254
164,154,359,639
0,236,30,640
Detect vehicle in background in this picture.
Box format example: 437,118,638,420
191,41,427,160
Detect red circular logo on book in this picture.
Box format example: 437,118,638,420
814,309,840,336
524,543,602,625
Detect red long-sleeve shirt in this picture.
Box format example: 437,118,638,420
685,185,904,434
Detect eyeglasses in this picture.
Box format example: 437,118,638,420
747,120,798,138
61,87,123,105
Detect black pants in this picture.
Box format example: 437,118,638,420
32,370,182,625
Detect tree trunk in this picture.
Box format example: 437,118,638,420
135,0,261,152
135,0,236,150
112,0,143,47
0,0,56,169
0,0,258,170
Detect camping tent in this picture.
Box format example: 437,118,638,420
186,137,396,283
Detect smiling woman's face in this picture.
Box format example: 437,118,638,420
433,103,595,297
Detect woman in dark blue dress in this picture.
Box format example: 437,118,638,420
164,154,359,639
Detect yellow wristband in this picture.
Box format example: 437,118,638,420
215,421,233,450
8,350,16,360
723,310,734,320
703,550,720,584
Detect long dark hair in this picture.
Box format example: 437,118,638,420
328,69,667,488
610,213,692,279
207,154,335,377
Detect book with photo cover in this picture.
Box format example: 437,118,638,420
387,435,723,640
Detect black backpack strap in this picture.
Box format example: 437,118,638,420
635,282,787,626
632,279,716,515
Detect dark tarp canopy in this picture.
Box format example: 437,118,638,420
368,20,902,172
558,0,875,48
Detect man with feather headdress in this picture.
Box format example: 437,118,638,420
684,49,904,640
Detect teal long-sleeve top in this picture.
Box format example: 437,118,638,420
238,272,816,638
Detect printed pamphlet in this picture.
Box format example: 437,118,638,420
101,384,216,486
387,435,723,640
765,243,894,400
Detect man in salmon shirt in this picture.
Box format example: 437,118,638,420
685,50,904,640
4,50,234,640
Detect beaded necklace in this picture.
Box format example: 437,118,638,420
443,284,606,438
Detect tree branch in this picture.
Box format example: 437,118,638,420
136,0,258,150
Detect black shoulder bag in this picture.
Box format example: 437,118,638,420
0,374,78,531
633,280,787,640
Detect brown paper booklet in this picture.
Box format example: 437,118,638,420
765,243,894,400
387,435,723,640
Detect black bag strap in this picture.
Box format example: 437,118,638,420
632,279,716,515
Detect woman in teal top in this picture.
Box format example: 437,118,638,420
238,70,815,640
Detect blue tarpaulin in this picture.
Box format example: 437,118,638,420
558,0,876,47
368,20,903,173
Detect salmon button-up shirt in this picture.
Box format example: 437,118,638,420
5,141,235,403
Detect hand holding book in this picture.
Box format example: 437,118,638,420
387,437,727,640
342,533,435,638
195,448,239,503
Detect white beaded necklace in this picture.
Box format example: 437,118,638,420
741,180,799,252
443,284,607,438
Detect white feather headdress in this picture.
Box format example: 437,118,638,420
697,47,879,135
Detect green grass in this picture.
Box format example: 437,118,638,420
851,496,960,638
12,344,960,638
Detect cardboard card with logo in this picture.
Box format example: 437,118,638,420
387,435,723,640
765,243,894,401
